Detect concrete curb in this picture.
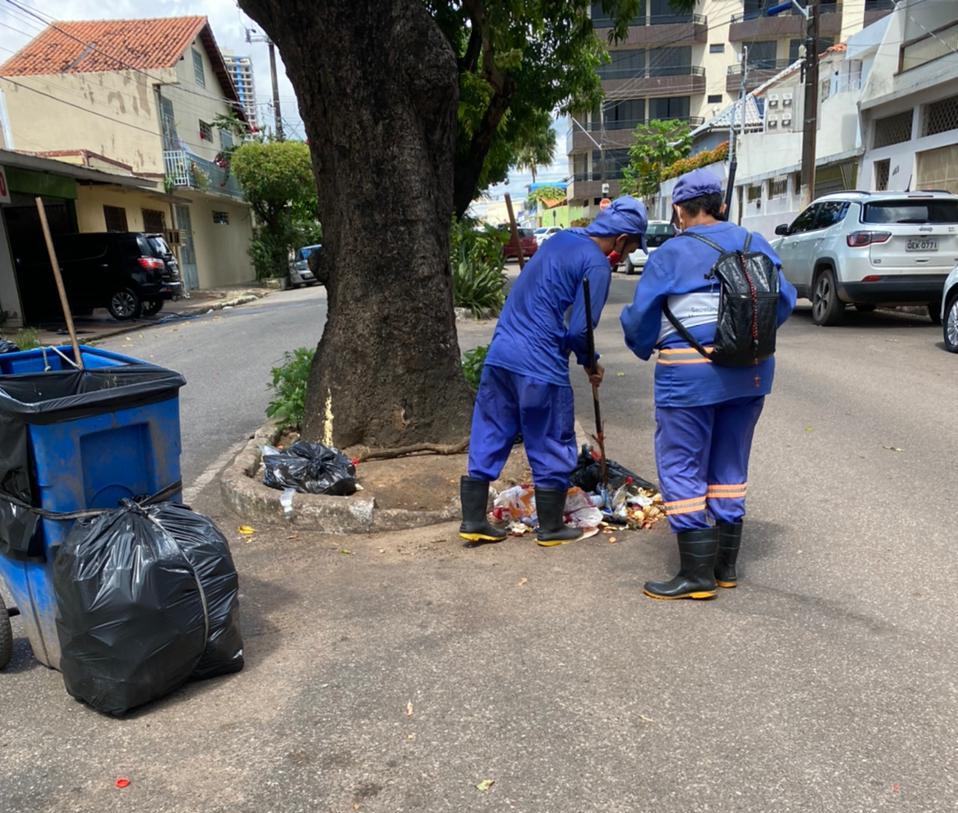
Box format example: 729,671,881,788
219,423,460,534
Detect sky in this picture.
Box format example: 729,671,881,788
0,0,565,203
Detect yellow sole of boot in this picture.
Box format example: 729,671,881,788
643,590,717,600
459,533,505,543
716,580,737,589
536,537,578,547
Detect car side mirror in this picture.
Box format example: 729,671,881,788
774,224,791,236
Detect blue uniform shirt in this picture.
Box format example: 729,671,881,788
620,221,797,407
485,230,611,387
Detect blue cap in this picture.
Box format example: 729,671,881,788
672,168,723,205
583,196,648,245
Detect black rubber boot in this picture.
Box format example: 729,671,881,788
643,527,719,600
535,487,583,546
459,477,507,544
715,522,743,588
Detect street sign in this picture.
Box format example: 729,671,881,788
0,167,9,204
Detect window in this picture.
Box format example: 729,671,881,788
591,0,645,27
816,201,849,228
747,184,763,203
599,49,645,80
874,159,890,191
603,98,645,129
212,211,230,225
709,44,725,54
649,96,690,120
863,200,958,225
199,120,214,141
873,110,913,148
769,177,787,199
192,48,206,87
142,208,166,233
592,149,630,179
103,205,128,232
922,95,958,137
789,204,820,233
789,39,803,63
647,46,691,77
650,0,689,24
746,41,778,70
900,20,958,73
742,0,763,20
708,94,723,104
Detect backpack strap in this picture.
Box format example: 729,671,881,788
662,304,713,361
743,231,753,252
677,231,726,253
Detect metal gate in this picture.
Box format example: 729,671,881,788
174,204,199,290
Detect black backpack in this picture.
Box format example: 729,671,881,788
663,231,780,367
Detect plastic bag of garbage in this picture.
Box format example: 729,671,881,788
493,484,537,525
0,339,19,354
570,445,657,493
564,487,603,529
262,441,357,496
54,502,244,716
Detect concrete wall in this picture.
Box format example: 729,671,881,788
0,69,173,174
75,185,174,233
184,191,255,288
0,210,22,326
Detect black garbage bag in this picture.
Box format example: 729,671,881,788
262,440,357,496
0,339,20,354
54,502,244,716
570,444,657,493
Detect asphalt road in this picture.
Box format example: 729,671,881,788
97,286,328,489
1,271,956,812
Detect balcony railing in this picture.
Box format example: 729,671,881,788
731,1,839,23
599,64,706,80
727,58,797,76
593,12,706,28
164,150,244,199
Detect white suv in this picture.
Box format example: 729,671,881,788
771,191,958,326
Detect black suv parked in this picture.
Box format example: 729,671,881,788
52,232,184,320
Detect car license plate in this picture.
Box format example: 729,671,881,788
906,238,938,251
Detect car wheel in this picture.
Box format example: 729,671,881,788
927,302,943,326
0,592,12,671
811,268,844,326
854,303,876,313
141,299,163,317
107,287,142,321
944,292,958,353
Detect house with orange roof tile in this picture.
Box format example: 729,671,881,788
0,16,257,299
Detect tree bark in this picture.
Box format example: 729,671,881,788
239,0,474,450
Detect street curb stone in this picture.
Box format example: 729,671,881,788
219,423,459,534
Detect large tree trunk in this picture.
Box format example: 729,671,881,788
239,0,473,449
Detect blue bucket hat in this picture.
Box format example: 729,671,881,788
582,195,648,250
672,168,723,205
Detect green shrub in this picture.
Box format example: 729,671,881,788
462,344,488,390
266,346,316,430
450,218,507,317
6,328,39,350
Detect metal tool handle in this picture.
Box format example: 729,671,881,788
582,278,609,493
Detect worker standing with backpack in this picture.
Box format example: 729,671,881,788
620,169,797,601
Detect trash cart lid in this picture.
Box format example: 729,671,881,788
0,365,186,424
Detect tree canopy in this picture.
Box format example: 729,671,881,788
620,119,693,199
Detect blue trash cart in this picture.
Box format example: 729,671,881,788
0,345,185,670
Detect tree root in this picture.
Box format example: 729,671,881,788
354,439,469,463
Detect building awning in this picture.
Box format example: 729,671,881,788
0,149,159,194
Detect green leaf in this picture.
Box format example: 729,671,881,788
475,779,495,792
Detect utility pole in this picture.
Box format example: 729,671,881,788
246,28,284,141
799,0,820,208
726,46,748,222
767,0,819,208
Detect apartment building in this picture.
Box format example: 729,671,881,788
223,53,260,133
568,0,896,214
0,16,257,297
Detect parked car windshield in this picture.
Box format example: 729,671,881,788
296,245,322,262
862,200,958,224
646,223,675,248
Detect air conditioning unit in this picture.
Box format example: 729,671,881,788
768,94,779,107
782,116,792,127
768,118,779,129
782,93,793,107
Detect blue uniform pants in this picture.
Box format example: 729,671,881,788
654,396,765,532
468,365,577,491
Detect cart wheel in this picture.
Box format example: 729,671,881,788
0,592,12,671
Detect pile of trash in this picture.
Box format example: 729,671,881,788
262,440,357,496
491,445,665,536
